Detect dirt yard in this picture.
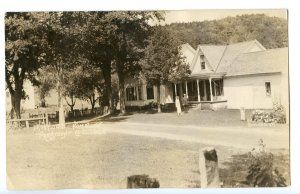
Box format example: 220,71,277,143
6,125,289,190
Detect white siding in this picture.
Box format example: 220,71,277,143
224,73,282,109
247,44,264,53
192,50,213,74
6,80,36,112
124,81,174,107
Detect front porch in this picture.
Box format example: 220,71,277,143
173,75,227,110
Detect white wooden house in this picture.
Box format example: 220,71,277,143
124,40,289,110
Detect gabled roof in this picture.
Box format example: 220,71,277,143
181,40,287,77
199,45,227,70
216,40,266,73
181,43,196,54
224,47,288,77
191,45,214,72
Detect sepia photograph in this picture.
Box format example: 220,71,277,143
5,10,289,190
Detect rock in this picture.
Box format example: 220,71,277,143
127,174,160,188
199,147,220,188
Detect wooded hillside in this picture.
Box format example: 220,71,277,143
165,14,288,49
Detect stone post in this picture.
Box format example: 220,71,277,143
199,147,220,188
240,107,246,121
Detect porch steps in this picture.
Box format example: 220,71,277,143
201,103,212,110
186,102,213,110
186,103,202,110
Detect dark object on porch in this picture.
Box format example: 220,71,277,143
125,103,176,113
127,174,160,188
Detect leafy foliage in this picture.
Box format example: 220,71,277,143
141,26,190,112
5,12,42,118
246,139,287,187
142,26,190,85
36,66,56,107
250,103,286,124
166,14,287,49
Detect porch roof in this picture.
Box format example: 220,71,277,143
188,72,225,79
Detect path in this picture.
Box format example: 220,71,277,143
88,121,289,150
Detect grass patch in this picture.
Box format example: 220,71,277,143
219,152,290,187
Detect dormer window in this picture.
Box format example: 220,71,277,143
201,62,206,70
200,55,205,70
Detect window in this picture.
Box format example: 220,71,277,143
147,86,154,100
126,87,137,101
212,79,224,96
137,86,143,100
126,86,143,101
200,55,205,70
265,82,271,96
201,62,206,70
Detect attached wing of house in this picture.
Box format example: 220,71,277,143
124,39,288,111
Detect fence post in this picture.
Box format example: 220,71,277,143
45,112,48,125
25,120,29,128
199,147,220,188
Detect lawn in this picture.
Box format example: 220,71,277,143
7,126,289,189
99,108,288,129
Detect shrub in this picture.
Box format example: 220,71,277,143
250,103,286,124
246,139,287,187
273,103,286,124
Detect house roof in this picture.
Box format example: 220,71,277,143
199,45,227,70
183,40,287,77
215,40,266,73
224,47,288,77
181,43,196,54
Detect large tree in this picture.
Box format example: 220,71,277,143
72,61,104,115
81,12,115,113
142,26,191,112
37,12,85,126
103,11,163,114
5,12,41,118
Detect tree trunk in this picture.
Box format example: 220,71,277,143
179,83,183,107
91,102,95,115
101,61,113,113
41,99,46,107
57,68,65,127
65,96,76,118
10,92,22,119
89,94,96,115
157,83,161,113
70,105,75,117
118,73,126,114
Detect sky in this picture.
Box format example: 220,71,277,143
162,9,287,24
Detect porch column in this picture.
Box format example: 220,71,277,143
174,83,177,97
209,78,213,102
197,79,200,102
185,81,188,97
203,81,207,101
